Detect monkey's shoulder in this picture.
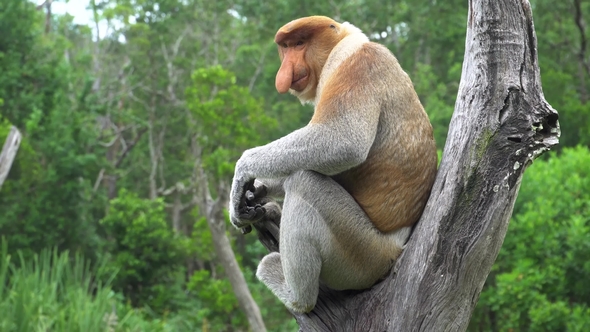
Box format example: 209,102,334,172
343,41,400,68
326,41,407,91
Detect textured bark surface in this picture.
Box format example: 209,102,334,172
254,0,560,331
0,126,22,190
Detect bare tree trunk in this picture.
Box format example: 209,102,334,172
0,126,22,190
207,207,267,332
171,190,183,233
43,0,52,34
573,0,589,103
253,0,560,331
90,0,102,93
201,180,267,332
189,128,267,331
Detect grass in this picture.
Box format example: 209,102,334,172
0,240,175,332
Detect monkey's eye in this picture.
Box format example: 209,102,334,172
281,43,288,48
296,40,304,46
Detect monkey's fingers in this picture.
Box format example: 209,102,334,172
243,179,256,196
239,205,267,221
245,191,273,208
236,179,256,211
245,190,256,202
247,183,268,201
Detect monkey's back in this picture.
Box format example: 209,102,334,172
331,42,438,233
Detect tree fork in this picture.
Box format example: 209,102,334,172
252,0,559,330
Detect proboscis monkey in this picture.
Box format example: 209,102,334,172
229,16,437,313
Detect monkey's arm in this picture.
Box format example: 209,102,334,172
230,109,380,228
243,124,373,176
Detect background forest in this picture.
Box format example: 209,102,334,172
0,0,589,331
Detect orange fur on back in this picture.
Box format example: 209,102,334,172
315,42,437,232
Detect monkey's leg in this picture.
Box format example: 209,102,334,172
256,179,323,312
257,170,410,312
257,249,321,313
284,170,410,290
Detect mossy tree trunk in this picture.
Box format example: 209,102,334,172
267,0,560,330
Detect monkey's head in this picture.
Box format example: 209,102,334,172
274,16,350,103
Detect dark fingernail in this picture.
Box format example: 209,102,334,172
246,191,255,201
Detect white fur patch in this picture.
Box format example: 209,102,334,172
314,23,369,105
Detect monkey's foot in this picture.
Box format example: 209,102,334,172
257,252,285,284
252,202,281,252
257,252,314,313
239,199,281,228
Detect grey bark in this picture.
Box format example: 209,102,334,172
0,126,22,190
253,0,560,331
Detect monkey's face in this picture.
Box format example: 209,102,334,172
276,39,312,95
274,16,345,103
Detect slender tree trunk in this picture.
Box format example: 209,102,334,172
192,136,267,332
43,0,52,34
171,190,183,233
254,0,560,331
0,126,21,190
573,0,589,103
205,191,267,332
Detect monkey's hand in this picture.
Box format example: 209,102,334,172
229,167,266,229
230,172,278,232
238,180,282,252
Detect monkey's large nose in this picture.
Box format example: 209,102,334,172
276,62,294,93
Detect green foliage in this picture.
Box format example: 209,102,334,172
412,64,456,149
0,0,64,128
0,94,103,261
0,118,10,140
541,68,589,147
470,147,590,331
0,240,113,331
187,269,245,330
531,0,590,147
186,65,277,180
0,0,105,261
100,190,191,312
186,215,297,331
0,240,198,332
191,216,215,261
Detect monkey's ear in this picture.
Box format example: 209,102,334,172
329,24,340,33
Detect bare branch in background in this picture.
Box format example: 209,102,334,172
0,126,22,190
573,0,589,102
